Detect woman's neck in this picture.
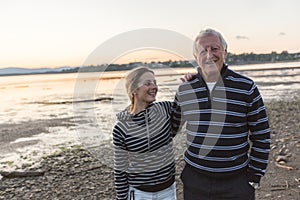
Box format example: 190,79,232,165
130,102,150,115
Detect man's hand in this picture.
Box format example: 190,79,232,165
180,72,194,82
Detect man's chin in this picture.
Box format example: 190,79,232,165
204,68,219,75
203,63,217,68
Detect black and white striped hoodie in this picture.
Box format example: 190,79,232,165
173,64,270,183
113,101,176,200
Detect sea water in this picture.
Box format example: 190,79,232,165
1,62,300,169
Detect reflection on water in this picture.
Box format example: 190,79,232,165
1,63,300,169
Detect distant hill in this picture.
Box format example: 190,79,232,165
0,67,78,76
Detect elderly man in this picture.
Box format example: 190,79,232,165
173,28,270,200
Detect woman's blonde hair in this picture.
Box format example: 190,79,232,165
125,66,155,111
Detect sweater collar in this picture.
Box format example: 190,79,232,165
116,102,155,121
196,63,228,83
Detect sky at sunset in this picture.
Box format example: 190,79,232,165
1,0,299,68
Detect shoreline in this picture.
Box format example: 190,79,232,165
1,61,300,78
1,97,300,199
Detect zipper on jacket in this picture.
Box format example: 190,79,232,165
205,82,212,105
207,85,212,102
205,81,217,107
145,109,151,151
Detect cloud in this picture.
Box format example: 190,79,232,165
279,32,286,36
236,35,249,40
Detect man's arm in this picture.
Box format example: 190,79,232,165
247,83,271,184
171,91,185,137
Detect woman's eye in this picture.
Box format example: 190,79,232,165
143,80,157,86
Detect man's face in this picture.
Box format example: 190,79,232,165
194,34,227,82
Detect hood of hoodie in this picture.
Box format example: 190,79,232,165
116,103,155,121
116,103,156,150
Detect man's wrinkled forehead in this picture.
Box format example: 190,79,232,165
196,33,221,45
195,34,223,51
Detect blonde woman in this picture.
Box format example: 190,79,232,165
113,67,177,200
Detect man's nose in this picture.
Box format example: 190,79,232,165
206,49,214,59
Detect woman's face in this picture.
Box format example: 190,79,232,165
134,72,158,104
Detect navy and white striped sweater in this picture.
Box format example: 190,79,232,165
172,65,270,183
113,101,176,200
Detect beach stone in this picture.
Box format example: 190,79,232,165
276,155,288,163
278,160,286,165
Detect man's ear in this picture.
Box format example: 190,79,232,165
193,51,197,59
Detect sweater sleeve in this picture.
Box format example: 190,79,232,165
113,124,129,200
171,90,184,136
158,101,177,138
246,83,271,183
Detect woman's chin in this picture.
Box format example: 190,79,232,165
148,98,156,103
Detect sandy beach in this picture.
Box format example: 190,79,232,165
0,96,300,199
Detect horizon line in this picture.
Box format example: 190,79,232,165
1,50,300,69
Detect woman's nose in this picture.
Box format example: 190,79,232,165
150,83,158,90
151,83,158,89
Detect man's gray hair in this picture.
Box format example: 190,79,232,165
193,28,227,57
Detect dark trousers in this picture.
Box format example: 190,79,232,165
181,164,255,200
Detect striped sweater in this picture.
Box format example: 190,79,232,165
113,101,176,200
172,64,270,183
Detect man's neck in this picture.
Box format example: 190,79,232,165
204,74,219,82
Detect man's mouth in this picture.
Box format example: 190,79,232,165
204,62,216,67
205,59,217,64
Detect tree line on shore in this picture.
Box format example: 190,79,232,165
3,51,299,76
73,51,300,73
226,51,300,65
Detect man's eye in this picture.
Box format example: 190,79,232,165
200,49,206,55
212,47,220,51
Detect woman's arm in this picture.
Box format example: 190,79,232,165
113,125,129,200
